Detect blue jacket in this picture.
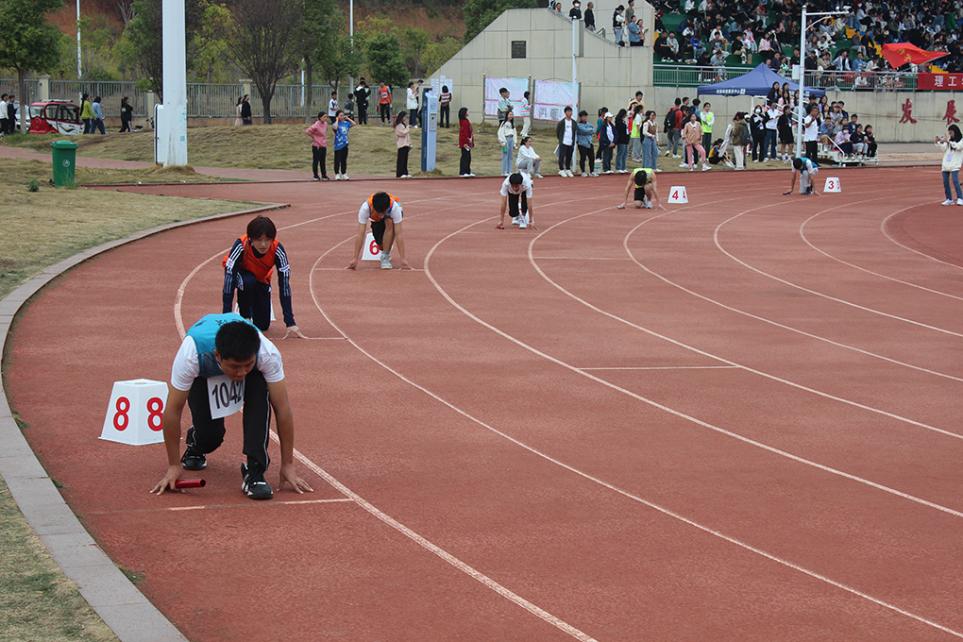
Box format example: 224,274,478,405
92,102,104,119
576,122,595,148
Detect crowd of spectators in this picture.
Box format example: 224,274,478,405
550,0,961,74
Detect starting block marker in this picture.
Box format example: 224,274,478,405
100,379,168,446
823,176,842,193
668,186,689,204
361,232,382,261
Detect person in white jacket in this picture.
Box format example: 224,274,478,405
938,124,963,206
497,112,518,176
516,136,543,178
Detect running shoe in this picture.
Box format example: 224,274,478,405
180,426,207,471
241,463,273,500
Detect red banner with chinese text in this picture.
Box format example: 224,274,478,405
918,73,963,91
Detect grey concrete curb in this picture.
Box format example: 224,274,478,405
0,200,289,642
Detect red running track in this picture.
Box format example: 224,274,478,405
5,168,963,641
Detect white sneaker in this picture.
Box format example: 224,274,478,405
334,174,342,181
468,173,476,177
512,216,520,226
957,198,963,206
673,154,680,159
380,252,392,270
559,170,567,177
679,162,688,168
654,168,662,173
461,173,470,178
942,199,954,206
518,214,528,229
664,150,672,157
702,164,711,171
565,170,573,177
604,170,613,174
535,173,544,179
342,174,350,180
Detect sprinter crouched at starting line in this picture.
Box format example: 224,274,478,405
347,192,411,270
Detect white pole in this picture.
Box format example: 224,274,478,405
795,5,807,160
76,0,82,79
300,65,305,108
572,18,578,109
160,0,188,166
349,0,354,40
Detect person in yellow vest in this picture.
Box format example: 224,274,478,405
347,192,411,270
700,101,715,152
617,167,664,210
222,216,306,339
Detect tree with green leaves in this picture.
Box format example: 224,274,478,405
300,0,345,118
229,0,302,123
365,32,408,89
463,0,537,43
120,0,211,99
0,0,64,123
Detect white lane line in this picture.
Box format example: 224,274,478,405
621,200,963,409
881,207,963,272
715,194,963,339
578,365,739,371
166,498,354,512
529,192,963,443
429,210,963,520
800,204,963,302
532,256,633,261
173,197,598,641
418,211,963,638
273,435,597,642
174,194,454,336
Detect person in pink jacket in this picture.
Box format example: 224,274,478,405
305,112,329,181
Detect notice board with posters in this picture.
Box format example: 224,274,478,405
483,77,530,118
532,80,580,121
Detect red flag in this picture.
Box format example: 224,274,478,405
881,43,948,69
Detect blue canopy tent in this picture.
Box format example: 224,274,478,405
697,64,825,97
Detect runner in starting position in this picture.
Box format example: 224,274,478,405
151,313,314,500
784,157,820,195
496,172,536,230
346,192,411,270
617,166,664,209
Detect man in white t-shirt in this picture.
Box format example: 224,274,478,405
347,192,411,270
555,106,576,176
151,314,314,500
802,105,820,162
496,172,536,230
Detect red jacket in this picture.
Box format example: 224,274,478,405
458,118,473,148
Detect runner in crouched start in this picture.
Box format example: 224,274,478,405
496,172,536,230
617,166,664,210
346,191,411,270
151,313,314,500
223,215,305,339
784,156,820,196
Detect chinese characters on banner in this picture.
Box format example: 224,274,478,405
899,99,917,124
918,72,963,90
946,100,960,126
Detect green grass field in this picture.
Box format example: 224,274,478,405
0,158,256,641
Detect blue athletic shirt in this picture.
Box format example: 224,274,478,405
170,313,285,390
334,121,352,150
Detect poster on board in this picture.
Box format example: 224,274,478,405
532,80,580,121
483,77,529,117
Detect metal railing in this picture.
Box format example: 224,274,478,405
653,65,919,91
0,78,341,120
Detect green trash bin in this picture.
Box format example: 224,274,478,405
50,140,78,187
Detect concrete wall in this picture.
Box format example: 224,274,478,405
435,7,656,124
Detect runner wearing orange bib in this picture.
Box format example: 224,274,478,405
347,192,411,270
222,216,304,338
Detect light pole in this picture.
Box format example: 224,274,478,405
795,4,849,158
76,0,82,78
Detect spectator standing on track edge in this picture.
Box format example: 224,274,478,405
354,78,370,125
556,106,577,177
305,111,329,181
459,107,475,177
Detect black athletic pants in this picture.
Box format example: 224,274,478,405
578,144,595,174
508,192,528,217
558,144,574,170
188,369,271,472
312,145,328,178
460,148,472,175
334,146,348,174
440,105,450,128
236,271,273,331
805,141,818,162
380,104,391,123
358,104,368,125
396,145,410,177
751,133,766,161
